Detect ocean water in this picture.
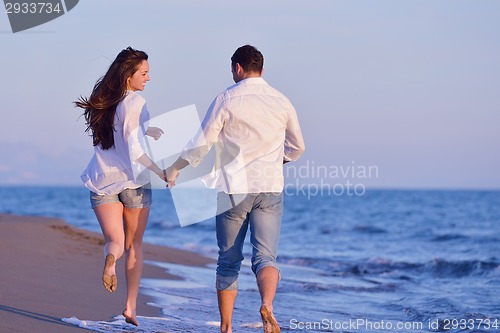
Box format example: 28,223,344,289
1,186,500,333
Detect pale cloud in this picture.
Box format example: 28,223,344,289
0,141,90,185
21,171,39,180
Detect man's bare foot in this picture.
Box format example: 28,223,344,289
102,254,117,292
260,305,280,333
123,309,139,326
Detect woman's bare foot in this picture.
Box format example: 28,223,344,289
102,254,117,292
260,305,280,333
122,309,139,326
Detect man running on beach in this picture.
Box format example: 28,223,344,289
165,44,305,333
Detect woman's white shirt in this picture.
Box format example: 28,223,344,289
81,91,150,195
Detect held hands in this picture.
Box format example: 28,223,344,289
160,157,188,188
146,127,164,141
163,166,180,188
155,169,169,183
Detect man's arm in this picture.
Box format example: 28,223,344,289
164,95,227,187
284,103,305,162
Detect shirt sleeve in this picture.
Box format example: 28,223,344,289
181,95,227,167
283,102,305,162
123,96,149,163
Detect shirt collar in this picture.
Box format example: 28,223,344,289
238,77,266,85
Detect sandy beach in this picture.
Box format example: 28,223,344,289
0,214,214,333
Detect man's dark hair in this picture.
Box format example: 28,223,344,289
231,45,264,73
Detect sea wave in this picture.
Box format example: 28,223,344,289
278,256,500,279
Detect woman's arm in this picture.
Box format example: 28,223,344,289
122,95,166,182
136,153,167,181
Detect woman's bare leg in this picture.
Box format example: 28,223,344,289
122,207,150,326
94,203,125,292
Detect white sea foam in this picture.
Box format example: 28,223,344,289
62,316,87,327
206,321,220,326
241,322,263,328
63,315,181,333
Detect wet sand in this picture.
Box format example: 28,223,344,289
0,214,214,332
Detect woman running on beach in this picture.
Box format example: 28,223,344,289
75,46,167,326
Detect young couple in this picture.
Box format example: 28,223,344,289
75,45,305,333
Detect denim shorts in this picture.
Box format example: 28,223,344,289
90,184,152,209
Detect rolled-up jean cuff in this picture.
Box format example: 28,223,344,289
216,274,239,291
254,262,282,281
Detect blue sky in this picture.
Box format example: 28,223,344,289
1,0,499,189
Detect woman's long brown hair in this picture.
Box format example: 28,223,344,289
75,47,148,149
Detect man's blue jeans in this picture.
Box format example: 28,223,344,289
215,192,283,291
